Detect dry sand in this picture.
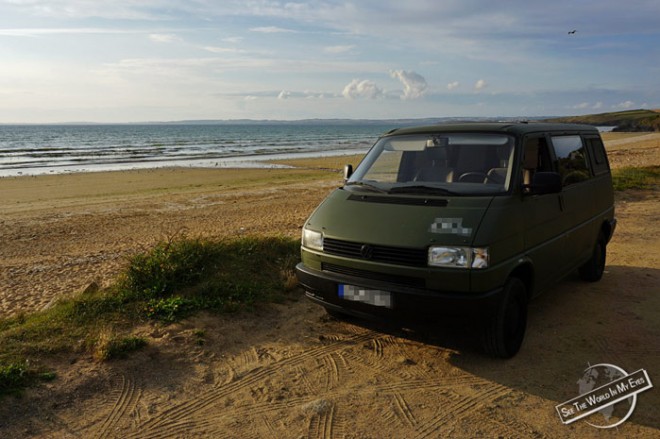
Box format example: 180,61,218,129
0,141,658,438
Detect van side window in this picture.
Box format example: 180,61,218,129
551,135,591,186
522,137,552,189
585,137,610,175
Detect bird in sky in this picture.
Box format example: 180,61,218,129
568,30,577,34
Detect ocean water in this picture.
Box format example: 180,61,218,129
0,123,395,177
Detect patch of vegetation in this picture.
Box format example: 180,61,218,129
192,329,206,346
123,236,300,317
0,361,55,396
122,238,219,299
0,236,300,396
144,296,196,322
612,166,660,191
545,109,660,132
93,333,148,362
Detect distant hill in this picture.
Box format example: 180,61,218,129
545,109,660,132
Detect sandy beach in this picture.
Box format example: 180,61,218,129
0,159,356,317
0,136,659,437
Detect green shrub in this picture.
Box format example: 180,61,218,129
144,296,196,322
119,236,299,321
122,238,218,299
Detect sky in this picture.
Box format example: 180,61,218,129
0,0,659,123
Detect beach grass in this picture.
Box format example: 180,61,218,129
0,235,300,396
612,166,660,191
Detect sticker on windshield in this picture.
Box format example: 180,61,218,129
429,218,472,236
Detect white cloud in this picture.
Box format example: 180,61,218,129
342,79,383,100
447,81,460,90
149,33,179,43
614,100,635,109
0,27,134,36
573,101,605,110
0,0,167,20
278,90,290,99
203,46,244,54
573,102,591,109
389,70,428,100
249,26,295,33
222,36,243,44
474,79,488,91
324,45,355,54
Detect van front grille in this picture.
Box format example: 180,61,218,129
321,263,425,287
323,238,427,267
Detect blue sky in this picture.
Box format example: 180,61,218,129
0,0,659,123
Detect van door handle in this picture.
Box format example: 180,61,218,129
558,193,565,211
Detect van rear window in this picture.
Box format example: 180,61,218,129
586,137,610,175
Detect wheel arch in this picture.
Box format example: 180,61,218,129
600,219,614,244
508,262,534,300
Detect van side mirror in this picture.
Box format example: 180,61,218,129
529,172,562,195
343,164,353,181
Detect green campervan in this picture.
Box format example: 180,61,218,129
296,123,616,358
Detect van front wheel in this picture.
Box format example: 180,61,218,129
579,234,606,282
482,277,528,358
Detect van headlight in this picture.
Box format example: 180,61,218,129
428,246,489,269
302,228,323,251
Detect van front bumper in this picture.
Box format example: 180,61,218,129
295,263,503,323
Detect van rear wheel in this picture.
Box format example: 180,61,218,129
579,234,606,282
482,277,528,358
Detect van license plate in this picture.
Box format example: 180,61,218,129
338,284,392,308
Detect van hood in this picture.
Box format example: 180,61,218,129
305,188,493,248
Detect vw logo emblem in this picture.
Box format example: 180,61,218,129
360,244,374,259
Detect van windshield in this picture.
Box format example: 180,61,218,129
347,133,515,195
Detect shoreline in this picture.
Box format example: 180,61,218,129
0,148,370,178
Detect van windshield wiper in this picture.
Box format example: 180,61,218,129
388,185,457,195
345,181,389,193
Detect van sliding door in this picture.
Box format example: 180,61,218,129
521,135,569,289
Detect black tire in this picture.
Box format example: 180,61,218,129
482,277,528,358
579,234,606,282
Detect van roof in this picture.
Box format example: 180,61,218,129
383,122,599,137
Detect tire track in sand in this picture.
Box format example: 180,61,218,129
83,373,142,439
411,383,511,439
125,332,377,439
392,392,417,428
306,402,339,439
486,415,550,439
